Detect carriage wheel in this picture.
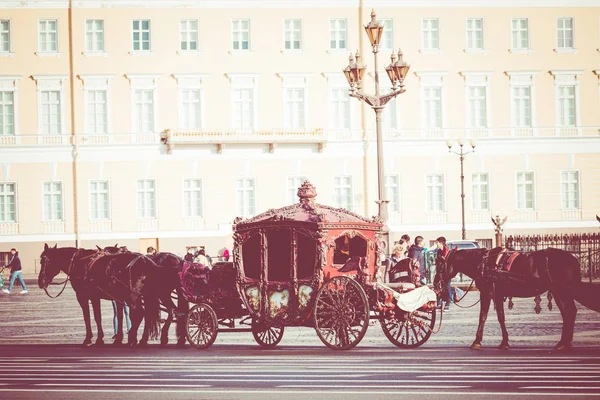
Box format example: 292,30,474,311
185,303,218,350
313,276,369,350
380,306,436,349
252,320,284,348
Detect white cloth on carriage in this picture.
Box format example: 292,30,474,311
380,284,437,313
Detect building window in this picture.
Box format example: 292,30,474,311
382,88,398,130
0,182,16,223
184,179,203,218
379,19,393,51
385,175,400,214
511,18,529,50
133,89,154,133
41,91,61,134
426,174,444,212
333,175,352,211
472,173,489,210
232,88,254,129
180,89,203,130
0,91,14,135
511,86,531,128
287,176,306,204
86,90,107,134
422,18,439,51
516,172,535,210
85,20,104,52
0,20,10,53
43,182,63,221
467,86,487,128
132,20,151,52
466,18,483,50
557,17,574,49
90,180,109,220
180,19,198,51
236,178,255,218
136,179,156,218
329,18,347,50
232,19,250,51
283,88,305,130
561,171,580,209
38,20,58,53
423,86,442,129
330,87,350,129
284,18,301,50
557,85,576,127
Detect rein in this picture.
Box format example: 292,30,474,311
43,249,81,299
451,279,481,309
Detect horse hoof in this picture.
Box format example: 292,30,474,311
138,341,148,349
160,338,169,346
95,340,105,346
498,344,510,351
128,341,138,348
470,343,482,350
83,341,93,347
176,342,186,349
554,343,572,352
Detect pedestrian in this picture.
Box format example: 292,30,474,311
435,236,453,311
223,248,230,262
111,300,131,339
400,234,411,257
146,246,156,256
2,248,27,294
390,241,407,265
408,236,426,285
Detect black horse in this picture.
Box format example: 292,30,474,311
38,244,161,347
434,247,600,351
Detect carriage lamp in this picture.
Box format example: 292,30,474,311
446,138,477,240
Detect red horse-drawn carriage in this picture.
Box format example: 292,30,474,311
181,181,438,350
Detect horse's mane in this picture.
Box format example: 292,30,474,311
448,248,488,265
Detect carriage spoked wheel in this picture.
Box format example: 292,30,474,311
313,276,369,350
251,319,284,348
185,303,218,350
380,305,436,349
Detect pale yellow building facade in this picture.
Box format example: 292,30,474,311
1,0,600,273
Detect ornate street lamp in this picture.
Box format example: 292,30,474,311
343,9,410,258
446,138,476,240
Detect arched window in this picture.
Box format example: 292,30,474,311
333,234,367,265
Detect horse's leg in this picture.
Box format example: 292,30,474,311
161,306,173,347
471,288,492,350
91,298,104,346
553,290,577,351
127,301,144,348
76,292,93,347
494,292,510,350
176,289,189,348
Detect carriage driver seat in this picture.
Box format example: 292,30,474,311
385,258,417,292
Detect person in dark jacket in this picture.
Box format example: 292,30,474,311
435,236,453,311
407,236,426,284
2,248,27,294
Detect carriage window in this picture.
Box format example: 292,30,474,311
333,235,367,264
242,234,261,279
267,229,291,282
297,232,316,280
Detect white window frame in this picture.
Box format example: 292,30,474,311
0,181,17,223
0,19,13,56
227,74,259,131
89,179,111,220
381,85,399,131
421,18,440,53
32,75,68,137
42,180,64,222
231,19,250,52
84,19,106,56
560,170,580,210
125,74,160,134
286,175,306,204
515,171,536,211
131,19,151,54
510,18,530,53
426,173,445,212
416,71,447,136
379,19,394,52
37,19,59,56
79,74,113,135
555,17,576,53
471,172,490,211
0,76,19,136
465,17,486,53
328,18,347,52
283,18,302,51
183,178,204,218
173,74,207,131
236,177,256,218
333,175,353,212
179,19,200,54
460,72,492,136
506,71,537,135
136,179,157,219
279,74,309,131
385,174,401,215
549,70,583,136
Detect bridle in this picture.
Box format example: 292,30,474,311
41,249,83,299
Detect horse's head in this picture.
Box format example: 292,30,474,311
101,244,128,254
38,243,61,289
433,248,489,297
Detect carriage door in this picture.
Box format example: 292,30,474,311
139,238,159,254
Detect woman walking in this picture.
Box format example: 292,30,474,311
2,248,27,294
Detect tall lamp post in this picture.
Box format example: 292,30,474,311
343,9,410,257
446,138,476,240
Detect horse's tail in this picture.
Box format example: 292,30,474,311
572,282,600,312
